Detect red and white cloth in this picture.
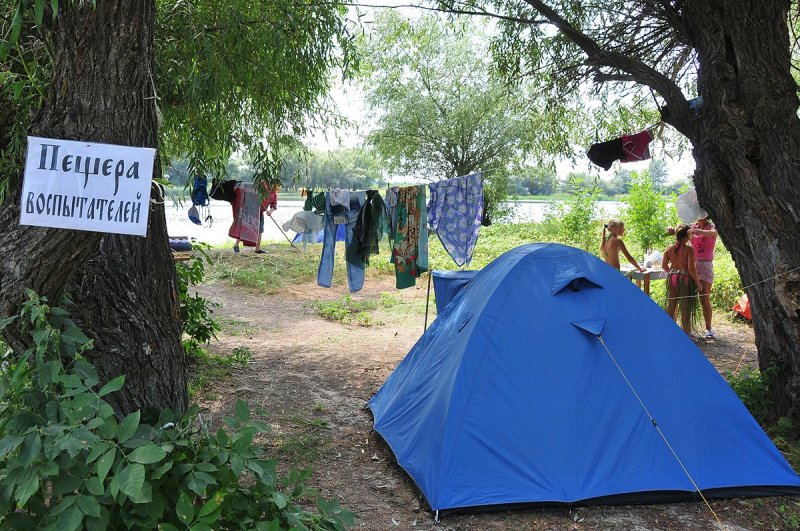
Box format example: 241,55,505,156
621,130,653,162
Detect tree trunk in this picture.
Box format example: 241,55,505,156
0,1,187,416
686,0,800,421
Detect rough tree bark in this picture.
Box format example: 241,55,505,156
0,1,187,416
685,0,800,421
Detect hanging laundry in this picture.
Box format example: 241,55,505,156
392,186,428,289
587,138,625,171
330,188,351,224
621,130,653,162
346,190,389,269
283,210,324,235
303,191,326,213
317,192,368,292
384,186,399,240
228,183,261,246
428,172,484,267
210,179,237,203
284,210,325,249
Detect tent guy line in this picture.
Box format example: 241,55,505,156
596,335,724,529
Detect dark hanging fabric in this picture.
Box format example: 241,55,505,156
210,179,237,203
587,138,625,171
346,190,389,268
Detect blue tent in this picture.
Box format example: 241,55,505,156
369,243,800,514
431,270,478,313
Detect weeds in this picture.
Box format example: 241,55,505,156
231,345,254,365
727,367,771,427
276,414,332,462
0,292,354,529
380,293,400,307
176,243,220,360
188,346,252,398
317,296,380,326
217,317,260,336
779,502,800,529
206,249,322,292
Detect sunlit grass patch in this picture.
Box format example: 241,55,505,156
217,316,260,336
188,345,252,398
316,296,381,326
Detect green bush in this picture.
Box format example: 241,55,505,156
726,367,771,427
0,292,353,530
620,170,678,256
177,244,221,360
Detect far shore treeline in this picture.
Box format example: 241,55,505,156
164,151,689,203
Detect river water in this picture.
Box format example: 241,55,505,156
165,200,623,245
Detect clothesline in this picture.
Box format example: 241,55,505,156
300,172,484,293
664,264,800,301
301,171,487,196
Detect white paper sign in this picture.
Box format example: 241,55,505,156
20,136,156,236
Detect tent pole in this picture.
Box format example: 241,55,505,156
424,270,433,331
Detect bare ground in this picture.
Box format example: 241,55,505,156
194,251,796,531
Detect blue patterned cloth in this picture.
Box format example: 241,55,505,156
427,172,483,267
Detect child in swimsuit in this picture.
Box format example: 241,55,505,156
600,219,645,272
661,224,701,338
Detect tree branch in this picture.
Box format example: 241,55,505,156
593,73,637,83
337,1,549,26
520,0,694,136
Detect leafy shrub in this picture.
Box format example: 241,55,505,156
0,292,354,530
620,170,678,257
726,367,771,427
231,346,253,365
176,244,221,360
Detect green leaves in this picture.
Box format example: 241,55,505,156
234,399,250,422
96,448,116,482
176,491,194,525
155,0,356,189
621,170,678,255
116,463,145,498
128,444,166,464
117,411,140,443
97,374,124,397
0,293,354,530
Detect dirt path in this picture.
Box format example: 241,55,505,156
194,265,790,531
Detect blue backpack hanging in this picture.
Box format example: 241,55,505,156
189,176,212,226
191,176,209,207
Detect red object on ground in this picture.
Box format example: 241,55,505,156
732,293,752,320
